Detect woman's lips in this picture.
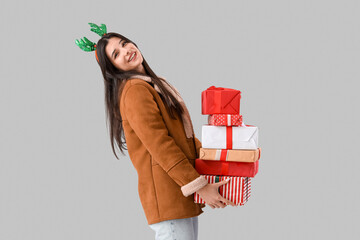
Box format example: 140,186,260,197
129,52,137,62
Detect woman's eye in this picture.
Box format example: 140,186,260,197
122,41,127,46
115,53,118,58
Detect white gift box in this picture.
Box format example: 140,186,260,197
201,124,259,149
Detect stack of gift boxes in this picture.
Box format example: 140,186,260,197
194,86,261,206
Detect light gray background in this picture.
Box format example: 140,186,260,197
1,0,359,239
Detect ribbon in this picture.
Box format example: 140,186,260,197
215,175,221,194
213,91,222,113
215,149,228,161
226,126,233,149
207,86,225,113
220,149,228,161
227,114,231,126
220,162,229,175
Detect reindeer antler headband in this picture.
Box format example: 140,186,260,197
75,23,107,62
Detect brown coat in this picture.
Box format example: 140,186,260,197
119,78,206,225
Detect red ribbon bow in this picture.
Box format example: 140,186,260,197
207,86,225,90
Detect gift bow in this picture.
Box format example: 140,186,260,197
207,86,225,91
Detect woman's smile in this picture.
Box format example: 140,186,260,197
128,52,137,62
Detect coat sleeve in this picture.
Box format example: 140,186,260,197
123,84,208,197
194,134,202,158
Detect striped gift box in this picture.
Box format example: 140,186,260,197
194,175,251,206
208,114,243,126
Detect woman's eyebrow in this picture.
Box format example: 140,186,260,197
111,39,123,59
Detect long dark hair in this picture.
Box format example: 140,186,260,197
95,32,185,160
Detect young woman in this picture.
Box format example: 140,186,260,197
94,32,235,240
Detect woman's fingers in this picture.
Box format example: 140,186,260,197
208,197,228,208
216,201,227,208
208,199,236,208
221,197,236,207
208,202,223,208
201,178,238,208
216,179,236,207
208,204,215,209
215,179,230,187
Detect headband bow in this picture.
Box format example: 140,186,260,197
75,23,107,62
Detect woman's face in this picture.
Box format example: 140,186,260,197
105,37,145,74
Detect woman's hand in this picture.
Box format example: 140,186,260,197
196,179,236,209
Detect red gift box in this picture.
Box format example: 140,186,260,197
208,114,243,126
195,158,259,177
201,86,241,115
194,175,251,206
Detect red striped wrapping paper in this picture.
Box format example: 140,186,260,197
194,175,251,206
208,114,243,126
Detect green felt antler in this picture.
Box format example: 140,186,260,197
75,37,96,52
88,23,107,37
75,23,107,61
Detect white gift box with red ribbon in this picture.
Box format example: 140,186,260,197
201,124,259,149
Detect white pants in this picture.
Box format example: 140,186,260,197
149,216,198,240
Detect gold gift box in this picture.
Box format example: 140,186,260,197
199,148,261,162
